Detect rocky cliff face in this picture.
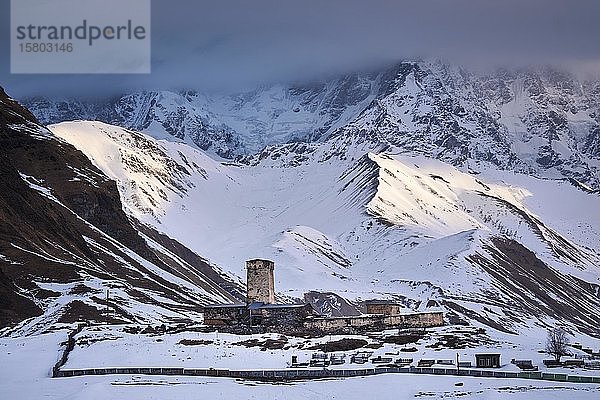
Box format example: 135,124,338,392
329,63,600,189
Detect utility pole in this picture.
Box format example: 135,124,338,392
457,352,460,374
106,289,109,324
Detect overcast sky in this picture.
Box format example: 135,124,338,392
1,0,600,98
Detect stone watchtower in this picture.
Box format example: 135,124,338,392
246,259,275,304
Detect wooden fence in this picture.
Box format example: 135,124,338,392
53,365,600,384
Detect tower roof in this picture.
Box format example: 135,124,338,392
246,258,274,264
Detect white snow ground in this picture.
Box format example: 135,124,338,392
60,325,600,375
2,330,600,400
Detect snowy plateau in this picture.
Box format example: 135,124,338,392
1,61,600,399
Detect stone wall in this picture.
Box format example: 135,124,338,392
202,308,443,336
246,259,275,304
304,311,444,334
261,305,315,328
305,315,381,330
400,311,443,328
203,306,246,326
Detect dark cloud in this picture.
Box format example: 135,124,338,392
1,0,600,98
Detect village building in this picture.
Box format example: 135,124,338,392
475,353,501,368
203,259,317,329
246,259,275,304
202,259,444,334
365,300,404,316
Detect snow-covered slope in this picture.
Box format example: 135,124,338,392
26,61,600,190
0,89,243,335
50,121,600,337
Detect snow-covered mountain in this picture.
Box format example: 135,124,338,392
50,120,600,338
0,88,243,335
25,61,600,190
7,60,600,338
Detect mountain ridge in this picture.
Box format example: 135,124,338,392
24,61,600,190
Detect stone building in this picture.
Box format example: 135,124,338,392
203,304,246,326
203,259,316,329
202,259,444,334
365,300,403,316
475,353,501,368
249,303,315,328
246,259,275,304
203,302,316,328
